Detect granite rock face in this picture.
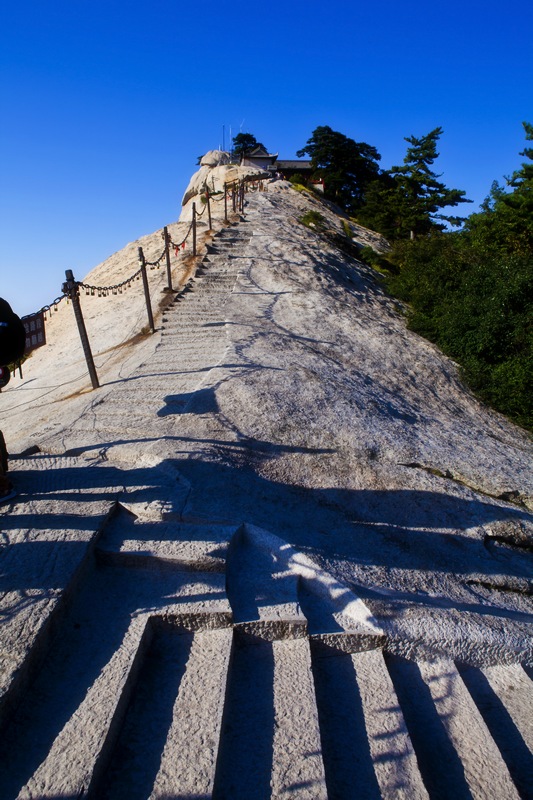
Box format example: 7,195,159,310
0,175,531,799
181,149,269,213
200,149,231,168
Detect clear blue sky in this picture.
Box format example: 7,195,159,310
2,0,532,315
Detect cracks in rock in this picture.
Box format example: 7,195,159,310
399,461,454,480
398,462,531,509
483,520,533,573
466,578,532,597
485,533,533,556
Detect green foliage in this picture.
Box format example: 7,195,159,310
299,210,327,231
507,121,533,187
341,220,352,238
387,194,533,430
385,123,533,430
355,173,401,240
294,121,532,429
358,245,397,274
358,128,471,239
296,125,381,212
289,182,309,194
466,122,533,257
232,132,267,157
289,173,306,186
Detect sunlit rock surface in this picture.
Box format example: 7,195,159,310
180,148,269,217
0,174,531,799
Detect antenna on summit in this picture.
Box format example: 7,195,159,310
222,125,225,151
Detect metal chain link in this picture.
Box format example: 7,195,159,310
143,246,166,267
46,185,243,307
78,266,143,296
168,220,193,252
21,295,65,320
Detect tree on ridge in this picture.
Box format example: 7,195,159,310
232,132,268,157
359,127,471,240
296,125,381,212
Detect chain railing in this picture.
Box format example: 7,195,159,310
21,295,64,323
4,296,66,380
25,296,65,319
78,266,143,297
12,178,260,391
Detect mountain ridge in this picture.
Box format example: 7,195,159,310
0,171,531,799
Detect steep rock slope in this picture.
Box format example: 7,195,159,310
3,178,533,657
0,177,532,799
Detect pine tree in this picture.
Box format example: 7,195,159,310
387,123,533,430
296,126,381,211
466,121,533,256
356,173,403,240
508,121,533,187
387,127,471,239
500,121,533,240
232,133,267,157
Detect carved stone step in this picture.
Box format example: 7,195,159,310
98,624,233,799
386,655,521,799
311,646,429,799
458,663,533,799
421,659,520,798
0,558,231,800
0,612,152,799
228,523,382,646
193,275,238,284
0,492,111,730
97,508,237,572
226,524,307,639
215,233,250,241
162,318,228,327
213,634,327,799
149,626,233,798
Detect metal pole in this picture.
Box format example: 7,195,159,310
232,187,236,213
163,226,173,291
192,202,197,256
224,184,228,222
62,269,100,389
207,190,212,231
137,247,155,333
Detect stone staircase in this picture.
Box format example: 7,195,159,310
1,214,531,799
0,508,530,799
67,220,253,441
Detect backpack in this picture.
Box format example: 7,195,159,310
0,298,26,367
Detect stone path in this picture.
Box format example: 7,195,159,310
0,196,532,798
48,221,253,453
